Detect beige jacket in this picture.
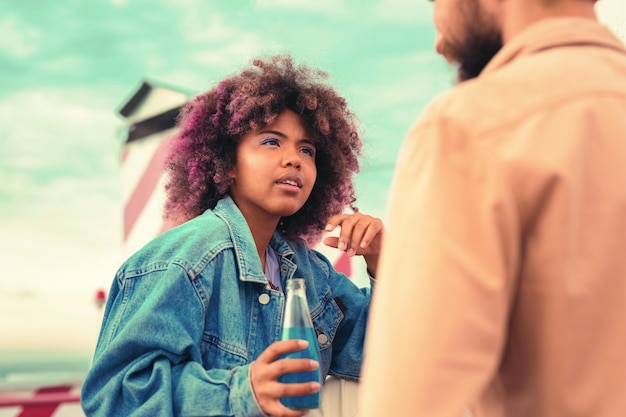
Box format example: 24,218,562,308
360,18,626,417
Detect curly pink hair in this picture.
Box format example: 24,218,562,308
163,55,362,242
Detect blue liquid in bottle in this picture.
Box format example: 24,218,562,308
279,278,322,410
279,326,322,409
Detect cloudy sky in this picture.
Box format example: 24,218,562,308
0,0,623,361
0,0,453,358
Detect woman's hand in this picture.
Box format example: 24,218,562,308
250,340,320,417
323,212,385,276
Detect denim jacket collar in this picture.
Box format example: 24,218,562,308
213,196,296,285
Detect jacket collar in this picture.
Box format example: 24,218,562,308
484,17,626,76
213,196,295,284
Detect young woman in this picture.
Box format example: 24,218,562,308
81,55,383,417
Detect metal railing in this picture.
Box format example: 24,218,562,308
0,380,84,417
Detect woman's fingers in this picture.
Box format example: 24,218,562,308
250,340,321,417
324,213,384,256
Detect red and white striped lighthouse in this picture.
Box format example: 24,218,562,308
116,80,188,257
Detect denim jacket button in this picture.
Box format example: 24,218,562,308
258,293,270,305
317,333,328,345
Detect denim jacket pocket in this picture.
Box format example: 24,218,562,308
202,333,249,370
310,294,344,352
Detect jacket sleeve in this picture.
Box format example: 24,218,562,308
80,263,265,417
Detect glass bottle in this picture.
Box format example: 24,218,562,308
279,278,322,410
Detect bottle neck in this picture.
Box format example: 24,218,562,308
283,279,313,328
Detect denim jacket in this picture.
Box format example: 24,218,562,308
81,196,372,417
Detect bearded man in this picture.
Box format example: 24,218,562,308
360,0,626,416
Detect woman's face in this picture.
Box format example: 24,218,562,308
229,108,317,227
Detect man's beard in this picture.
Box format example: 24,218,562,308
453,27,502,82
443,2,503,83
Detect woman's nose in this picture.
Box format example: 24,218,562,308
282,146,301,168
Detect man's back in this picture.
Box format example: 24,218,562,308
360,17,626,417
457,18,626,416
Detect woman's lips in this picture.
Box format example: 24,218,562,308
276,172,303,189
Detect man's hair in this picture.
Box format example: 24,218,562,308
163,55,362,242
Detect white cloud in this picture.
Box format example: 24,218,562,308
0,219,118,352
0,182,122,352
0,14,42,59
158,11,282,86
0,88,119,174
254,0,348,14
0,86,123,241
372,0,434,23
179,10,265,50
0,87,125,353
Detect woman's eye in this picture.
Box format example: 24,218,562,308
261,137,280,146
300,146,316,157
